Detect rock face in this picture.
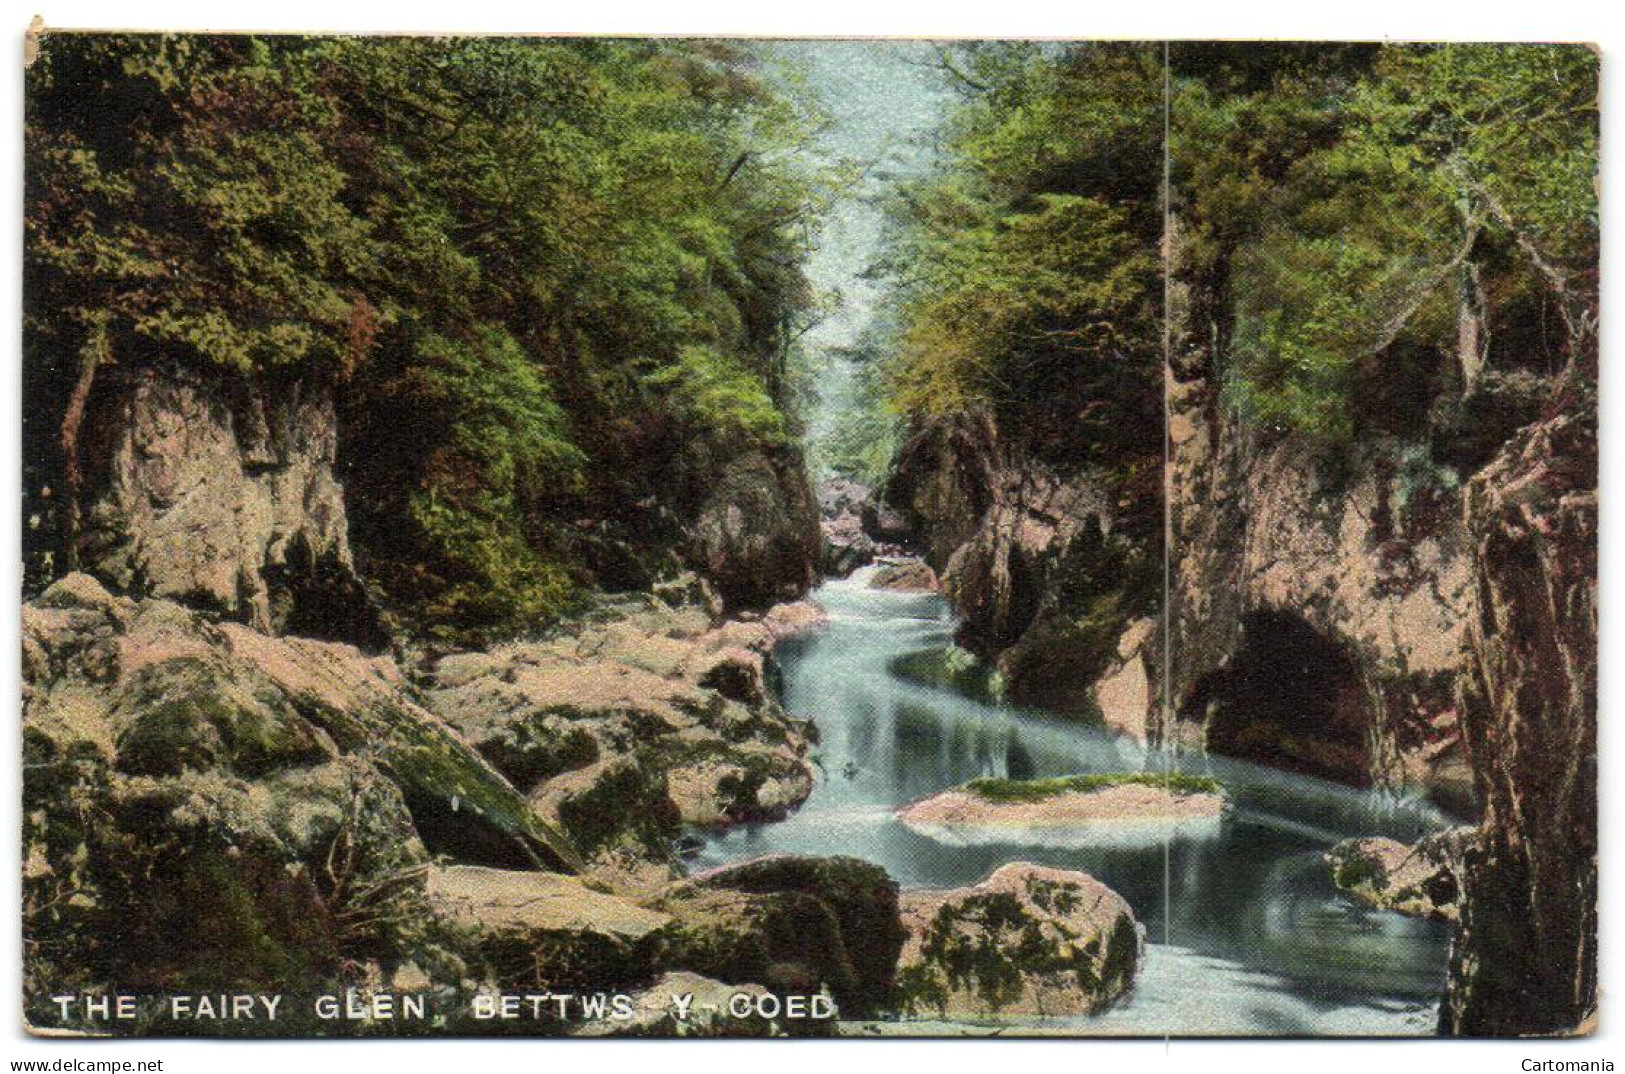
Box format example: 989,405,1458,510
883,411,1160,720
895,863,1141,1019
78,367,378,644
1444,412,1597,1036
1167,376,1473,799
686,448,821,610
1326,829,1469,922
427,585,818,881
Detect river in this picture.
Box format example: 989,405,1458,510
696,565,1454,1036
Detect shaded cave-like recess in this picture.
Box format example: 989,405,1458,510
1182,610,1372,786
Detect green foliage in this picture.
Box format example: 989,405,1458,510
648,344,788,450
27,35,826,637
880,44,1162,455
1175,43,1598,444
964,771,1223,803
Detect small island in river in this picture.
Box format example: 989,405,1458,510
896,773,1228,849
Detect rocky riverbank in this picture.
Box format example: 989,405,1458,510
21,356,1164,1036
21,569,898,1035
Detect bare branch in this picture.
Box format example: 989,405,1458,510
933,44,990,93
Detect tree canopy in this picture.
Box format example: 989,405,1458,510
1173,43,1598,444
27,35,826,637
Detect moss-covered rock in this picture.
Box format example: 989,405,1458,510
1327,828,1469,922
657,855,905,1019
427,586,819,874
895,862,1142,1019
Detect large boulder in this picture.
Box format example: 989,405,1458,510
897,774,1225,849
818,478,878,577
884,410,1155,721
868,557,939,592
657,855,905,1019
426,865,672,990
1167,375,1474,796
895,862,1142,1019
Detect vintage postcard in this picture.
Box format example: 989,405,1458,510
20,32,1597,1038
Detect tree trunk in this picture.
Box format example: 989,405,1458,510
1456,260,1488,393
58,319,109,572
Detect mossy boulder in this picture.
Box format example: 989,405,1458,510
426,865,672,992
1327,828,1469,922
656,855,905,1019
888,646,1006,703
895,862,1142,1019
685,448,820,610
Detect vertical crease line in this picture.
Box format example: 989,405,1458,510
1160,38,1174,1055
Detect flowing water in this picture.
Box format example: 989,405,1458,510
696,566,1454,1036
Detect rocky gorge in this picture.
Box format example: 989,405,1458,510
875,366,1596,1034
23,279,1597,1039
24,364,1155,1036
21,35,1598,1041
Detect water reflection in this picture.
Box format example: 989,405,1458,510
696,566,1452,1034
